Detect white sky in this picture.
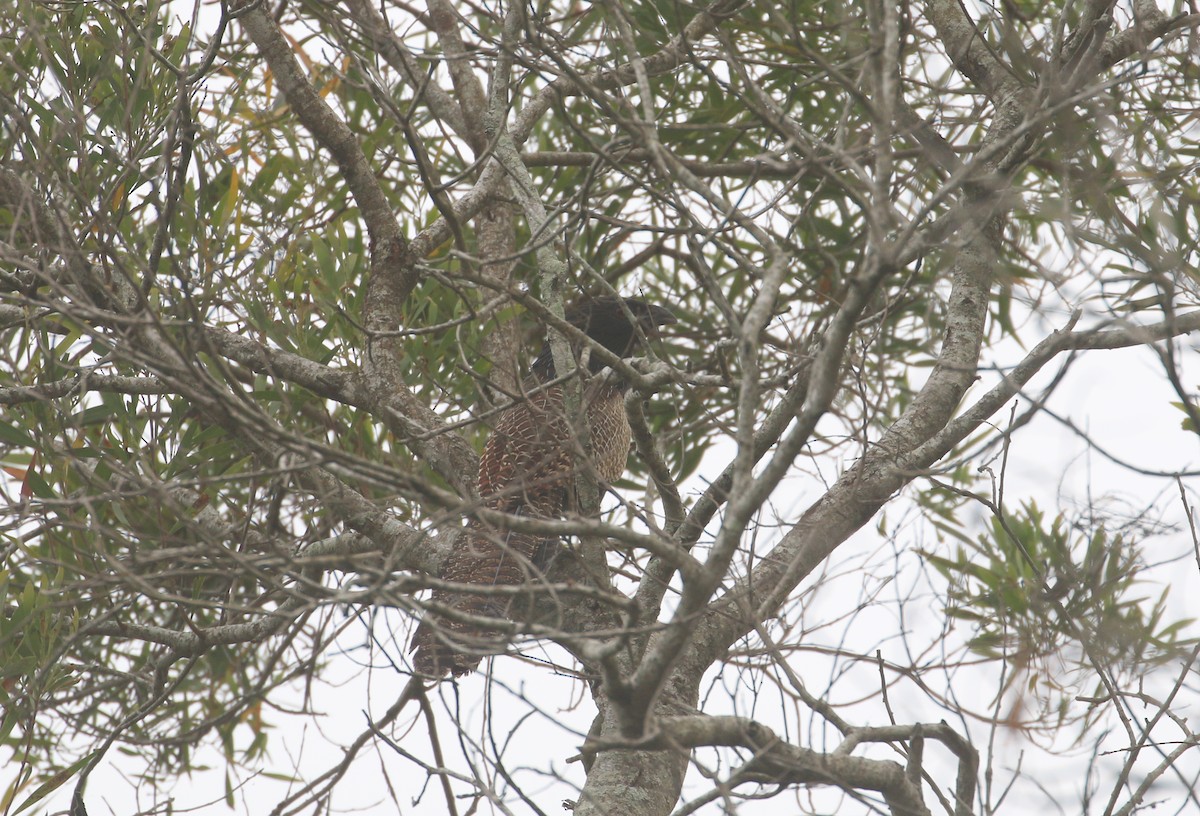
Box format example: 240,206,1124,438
9,0,1200,813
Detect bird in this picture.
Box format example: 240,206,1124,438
411,296,676,677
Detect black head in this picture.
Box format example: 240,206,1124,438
530,296,676,381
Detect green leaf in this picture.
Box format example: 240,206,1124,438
14,750,101,814
0,422,36,448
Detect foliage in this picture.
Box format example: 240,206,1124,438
924,499,1194,725
1,0,1199,814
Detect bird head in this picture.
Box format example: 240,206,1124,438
531,296,676,380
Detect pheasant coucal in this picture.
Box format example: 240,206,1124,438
411,296,676,677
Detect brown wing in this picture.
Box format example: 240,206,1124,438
412,388,572,677
477,387,573,518
411,383,633,677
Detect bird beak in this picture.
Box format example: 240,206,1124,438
647,304,678,332
638,305,677,340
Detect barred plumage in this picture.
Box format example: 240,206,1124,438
411,297,674,678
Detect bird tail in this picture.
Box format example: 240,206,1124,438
410,606,499,678
410,525,547,677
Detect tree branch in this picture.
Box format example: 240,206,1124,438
580,715,933,816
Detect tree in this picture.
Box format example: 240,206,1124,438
2,0,1199,813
